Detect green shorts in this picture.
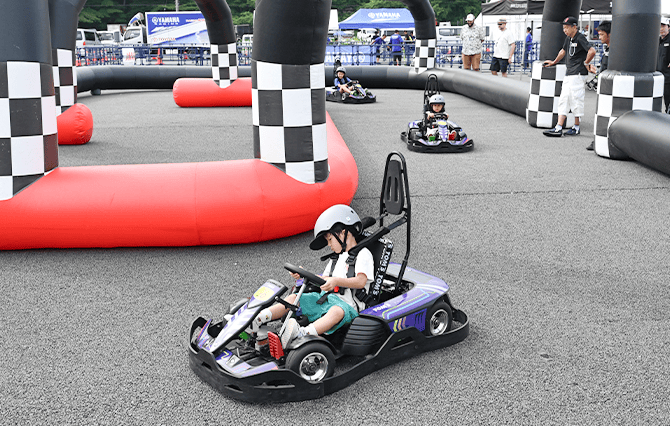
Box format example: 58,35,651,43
299,292,359,334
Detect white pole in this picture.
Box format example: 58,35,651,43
176,0,179,11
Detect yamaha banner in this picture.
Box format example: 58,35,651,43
146,12,210,45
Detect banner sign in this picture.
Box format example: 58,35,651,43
146,12,209,45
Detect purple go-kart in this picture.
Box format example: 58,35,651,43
188,152,469,403
400,74,473,153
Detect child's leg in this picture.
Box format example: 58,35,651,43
267,293,296,320
311,305,345,334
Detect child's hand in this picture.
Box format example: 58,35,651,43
320,277,337,292
288,271,301,280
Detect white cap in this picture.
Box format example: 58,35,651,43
466,14,475,22
662,16,670,26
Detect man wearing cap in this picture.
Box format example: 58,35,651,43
586,20,611,150
491,18,516,77
461,13,485,71
658,17,670,112
542,16,596,137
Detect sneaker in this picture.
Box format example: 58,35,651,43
586,141,594,151
564,127,580,136
543,127,563,137
281,318,305,348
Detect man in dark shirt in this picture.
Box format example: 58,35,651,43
543,16,596,137
658,17,670,112
586,20,611,150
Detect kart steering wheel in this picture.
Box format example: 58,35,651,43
284,263,326,289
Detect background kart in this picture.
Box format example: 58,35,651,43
188,152,469,403
326,82,376,104
400,74,473,153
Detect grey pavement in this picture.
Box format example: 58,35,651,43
2,76,669,425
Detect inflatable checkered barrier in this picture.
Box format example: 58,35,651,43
251,60,328,184
594,71,665,159
211,43,238,88
527,61,567,128
0,61,58,200
53,48,76,115
414,39,436,73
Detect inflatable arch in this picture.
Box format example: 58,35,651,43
0,0,357,249
51,0,94,145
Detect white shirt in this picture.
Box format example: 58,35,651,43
494,29,516,59
323,248,374,312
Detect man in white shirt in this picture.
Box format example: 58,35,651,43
491,18,516,77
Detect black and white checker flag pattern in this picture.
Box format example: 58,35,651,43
211,43,238,88
251,60,328,184
526,61,566,128
52,48,76,115
594,71,664,158
0,61,59,201
413,39,436,73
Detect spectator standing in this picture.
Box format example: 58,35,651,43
524,27,533,70
658,17,670,112
370,33,387,65
460,13,485,71
491,19,516,77
542,16,596,137
586,20,611,150
390,30,403,66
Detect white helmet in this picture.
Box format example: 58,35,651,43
310,204,362,250
429,94,445,105
336,66,347,75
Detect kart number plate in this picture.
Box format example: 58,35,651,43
252,287,274,302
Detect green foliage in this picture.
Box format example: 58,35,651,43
79,0,482,31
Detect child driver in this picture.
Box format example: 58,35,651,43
254,205,374,348
425,94,449,122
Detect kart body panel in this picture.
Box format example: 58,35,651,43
326,85,377,103
401,120,474,153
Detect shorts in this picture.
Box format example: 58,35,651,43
392,51,402,59
557,74,587,117
490,57,509,73
299,291,358,334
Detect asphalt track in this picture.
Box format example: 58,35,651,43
2,72,670,424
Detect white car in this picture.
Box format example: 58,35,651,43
76,28,102,47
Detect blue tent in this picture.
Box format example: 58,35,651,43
338,8,415,30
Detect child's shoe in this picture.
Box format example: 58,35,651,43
281,318,316,348
564,127,580,136
253,308,272,327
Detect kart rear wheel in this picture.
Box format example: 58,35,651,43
424,301,452,336
286,342,335,383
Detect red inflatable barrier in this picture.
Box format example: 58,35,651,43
0,114,358,249
57,103,94,145
173,78,252,107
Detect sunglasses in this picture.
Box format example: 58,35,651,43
498,23,505,26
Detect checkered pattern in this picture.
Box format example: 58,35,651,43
251,60,328,184
211,43,238,89
0,61,59,201
52,48,76,115
526,61,567,128
594,71,664,158
413,39,436,74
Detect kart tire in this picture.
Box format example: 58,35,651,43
341,93,347,101
409,129,420,141
424,301,452,336
285,342,335,383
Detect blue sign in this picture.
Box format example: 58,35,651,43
146,12,209,45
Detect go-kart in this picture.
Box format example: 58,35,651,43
326,80,376,103
400,74,473,153
188,152,469,403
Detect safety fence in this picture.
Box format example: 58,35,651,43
77,41,606,74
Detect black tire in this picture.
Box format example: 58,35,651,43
409,128,420,141
424,301,452,336
341,93,347,101
285,342,335,383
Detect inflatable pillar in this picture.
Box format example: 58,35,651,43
400,0,437,74
526,0,582,128
594,0,664,159
0,0,59,201
50,0,93,145
252,0,330,184
194,0,238,88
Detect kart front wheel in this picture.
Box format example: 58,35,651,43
286,342,335,383
424,301,453,336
